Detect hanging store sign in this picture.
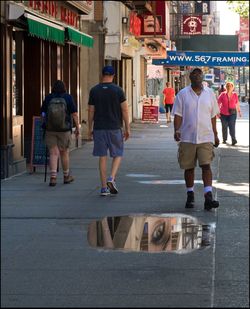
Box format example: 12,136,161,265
182,15,202,35
195,1,210,15
152,51,250,67
129,11,141,36
138,0,166,36
24,1,80,28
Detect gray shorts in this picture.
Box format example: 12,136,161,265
93,129,124,157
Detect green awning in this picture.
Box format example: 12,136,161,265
25,13,65,45
66,27,94,48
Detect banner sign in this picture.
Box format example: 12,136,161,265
152,51,249,67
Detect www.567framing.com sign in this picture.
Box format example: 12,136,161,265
152,51,249,67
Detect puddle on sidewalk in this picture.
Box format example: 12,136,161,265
87,214,215,253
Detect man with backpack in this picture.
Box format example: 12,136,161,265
41,80,80,186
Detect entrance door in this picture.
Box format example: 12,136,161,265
23,35,42,162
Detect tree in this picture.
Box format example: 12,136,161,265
227,1,249,18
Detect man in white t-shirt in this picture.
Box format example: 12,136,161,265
172,68,220,211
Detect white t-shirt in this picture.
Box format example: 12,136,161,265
172,85,219,144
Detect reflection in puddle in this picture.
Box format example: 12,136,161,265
87,214,215,253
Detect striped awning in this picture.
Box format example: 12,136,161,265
66,27,94,48
25,13,65,45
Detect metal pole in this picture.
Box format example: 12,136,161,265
44,146,47,182
243,66,246,102
238,67,241,100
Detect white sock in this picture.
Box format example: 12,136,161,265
63,169,69,177
187,187,194,192
204,186,212,194
50,171,57,178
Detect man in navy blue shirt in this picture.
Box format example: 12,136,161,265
88,66,130,196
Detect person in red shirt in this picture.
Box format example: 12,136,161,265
217,81,241,145
162,82,175,123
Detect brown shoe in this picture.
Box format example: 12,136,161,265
64,175,74,184
49,177,57,187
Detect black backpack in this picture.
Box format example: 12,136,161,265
46,97,71,132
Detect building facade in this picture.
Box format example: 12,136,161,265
1,0,94,179
1,0,174,179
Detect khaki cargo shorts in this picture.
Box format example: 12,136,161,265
178,142,214,169
45,131,72,150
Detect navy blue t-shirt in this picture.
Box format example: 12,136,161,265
41,92,77,130
88,83,126,130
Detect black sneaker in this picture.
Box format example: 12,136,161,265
185,191,195,208
232,139,237,146
204,191,219,211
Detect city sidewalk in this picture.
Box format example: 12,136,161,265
1,104,249,308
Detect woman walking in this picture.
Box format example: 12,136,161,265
217,81,242,145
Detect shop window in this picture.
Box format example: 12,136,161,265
12,32,22,116
12,38,17,116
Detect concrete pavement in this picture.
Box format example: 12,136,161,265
1,103,249,307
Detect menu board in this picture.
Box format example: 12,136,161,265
30,116,49,172
142,98,159,123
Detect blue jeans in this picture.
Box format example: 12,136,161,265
220,114,237,142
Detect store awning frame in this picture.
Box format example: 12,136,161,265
25,13,65,45
66,27,94,48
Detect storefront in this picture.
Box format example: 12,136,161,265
1,1,94,179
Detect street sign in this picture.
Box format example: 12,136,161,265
152,51,249,67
